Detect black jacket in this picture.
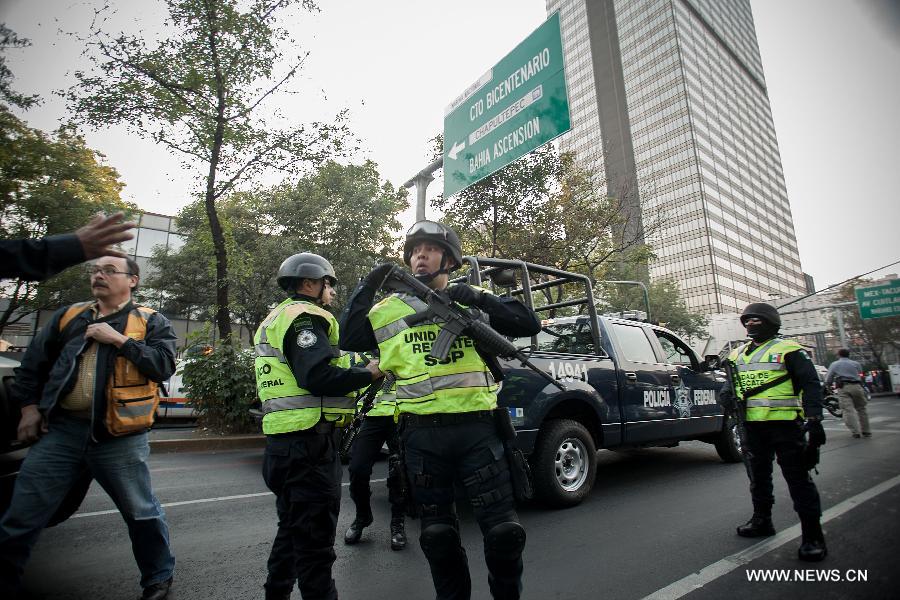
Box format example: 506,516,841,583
12,299,177,439
0,234,85,281
339,280,542,352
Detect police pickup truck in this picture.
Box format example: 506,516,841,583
457,258,739,508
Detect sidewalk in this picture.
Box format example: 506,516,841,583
148,423,265,453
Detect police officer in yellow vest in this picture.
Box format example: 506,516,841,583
255,253,382,600
343,378,408,550
725,302,827,562
339,221,542,600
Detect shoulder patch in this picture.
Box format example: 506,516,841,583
297,330,318,348
292,315,314,332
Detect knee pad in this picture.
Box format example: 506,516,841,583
485,522,526,560
419,523,461,561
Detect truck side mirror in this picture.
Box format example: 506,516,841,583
702,355,721,371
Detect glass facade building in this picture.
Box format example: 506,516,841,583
546,0,807,314
122,211,186,279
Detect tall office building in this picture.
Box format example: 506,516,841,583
547,0,807,314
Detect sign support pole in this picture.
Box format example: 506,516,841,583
403,157,443,221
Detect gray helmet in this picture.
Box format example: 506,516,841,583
740,302,781,327
276,252,336,292
403,220,463,272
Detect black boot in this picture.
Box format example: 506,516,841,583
798,517,828,562
390,518,407,551
736,515,775,538
344,513,373,545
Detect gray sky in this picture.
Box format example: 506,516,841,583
2,0,898,291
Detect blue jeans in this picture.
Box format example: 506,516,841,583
0,414,175,591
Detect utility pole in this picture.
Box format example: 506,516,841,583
403,157,444,221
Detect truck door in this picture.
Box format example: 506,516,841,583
650,329,722,437
607,322,672,444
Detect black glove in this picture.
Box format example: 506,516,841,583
363,263,395,290
806,418,826,447
447,284,484,307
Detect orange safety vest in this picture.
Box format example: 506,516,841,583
60,302,161,436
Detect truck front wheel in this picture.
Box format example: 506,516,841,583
714,415,743,463
531,419,597,508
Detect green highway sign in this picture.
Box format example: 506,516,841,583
443,12,571,197
855,279,900,320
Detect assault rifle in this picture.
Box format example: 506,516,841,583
339,372,396,460
723,358,752,480
381,266,564,391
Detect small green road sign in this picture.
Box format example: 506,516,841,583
855,279,900,320
443,12,571,197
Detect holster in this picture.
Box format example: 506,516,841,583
493,408,534,502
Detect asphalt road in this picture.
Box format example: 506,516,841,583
21,396,900,600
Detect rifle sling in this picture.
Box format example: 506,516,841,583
740,372,792,402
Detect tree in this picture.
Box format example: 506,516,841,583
433,143,664,316
0,24,40,110
832,280,900,370
596,256,709,340
67,0,353,342
0,113,131,337
146,159,406,337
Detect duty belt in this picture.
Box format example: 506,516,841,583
402,410,494,428
268,420,336,437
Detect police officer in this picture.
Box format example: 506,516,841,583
724,302,827,562
254,253,382,600
340,221,542,600
343,380,408,550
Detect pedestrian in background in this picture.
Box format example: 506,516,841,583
825,348,871,438
0,255,177,600
724,303,828,562
340,221,542,599
254,253,382,600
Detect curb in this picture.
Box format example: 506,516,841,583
149,435,266,453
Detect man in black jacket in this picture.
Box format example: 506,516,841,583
0,256,177,600
0,212,136,281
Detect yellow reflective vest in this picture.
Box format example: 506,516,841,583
368,290,499,416
728,338,804,421
254,298,356,434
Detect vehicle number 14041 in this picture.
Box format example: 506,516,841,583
548,361,587,382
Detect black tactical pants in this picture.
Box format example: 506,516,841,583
402,416,523,600
348,415,406,522
745,420,821,520
263,428,342,600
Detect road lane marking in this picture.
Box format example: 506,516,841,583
70,478,388,519
641,472,900,600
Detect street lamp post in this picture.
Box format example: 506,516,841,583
403,157,444,221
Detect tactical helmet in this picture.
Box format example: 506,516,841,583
740,302,782,327
403,220,463,272
276,252,337,292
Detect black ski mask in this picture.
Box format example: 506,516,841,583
745,320,779,342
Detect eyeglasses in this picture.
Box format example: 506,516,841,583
88,266,133,277
407,220,448,240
